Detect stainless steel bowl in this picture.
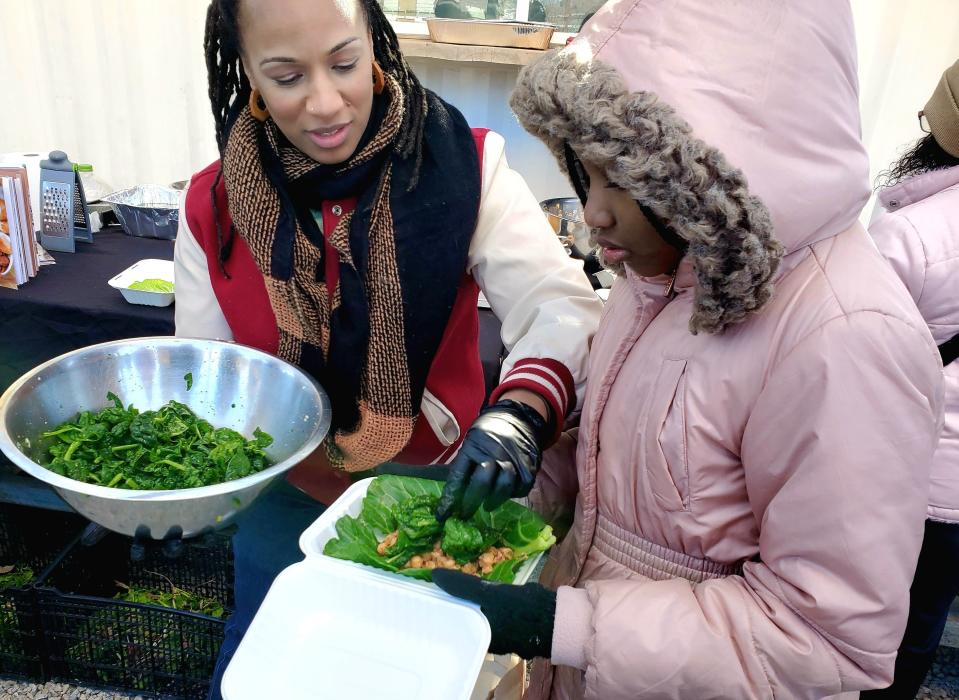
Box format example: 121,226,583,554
0,337,331,539
539,197,593,259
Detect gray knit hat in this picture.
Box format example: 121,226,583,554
510,51,783,335
925,59,959,158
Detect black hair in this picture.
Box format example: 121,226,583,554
877,133,959,189
202,0,429,273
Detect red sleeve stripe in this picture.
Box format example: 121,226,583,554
489,359,577,431
500,372,565,413
510,358,576,410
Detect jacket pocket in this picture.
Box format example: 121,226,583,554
643,358,690,512
420,388,461,448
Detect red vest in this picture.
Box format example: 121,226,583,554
184,131,490,497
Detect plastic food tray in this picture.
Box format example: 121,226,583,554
222,557,490,700
107,258,175,307
298,477,545,586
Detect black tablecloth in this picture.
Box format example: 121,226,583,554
0,228,175,393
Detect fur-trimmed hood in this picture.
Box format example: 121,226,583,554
510,0,871,333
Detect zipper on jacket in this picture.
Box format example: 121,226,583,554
664,267,679,298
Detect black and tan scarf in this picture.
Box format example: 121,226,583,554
221,76,481,471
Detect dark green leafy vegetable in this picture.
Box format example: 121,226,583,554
395,494,443,541
0,564,34,590
442,518,485,565
63,575,225,691
323,475,555,583
115,580,225,619
184,372,193,391
41,393,273,490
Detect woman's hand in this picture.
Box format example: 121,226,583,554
436,398,555,521
432,568,556,659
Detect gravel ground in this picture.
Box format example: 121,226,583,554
0,681,138,699
0,654,957,699
917,646,959,699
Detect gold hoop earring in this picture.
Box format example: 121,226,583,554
372,60,385,95
249,89,270,121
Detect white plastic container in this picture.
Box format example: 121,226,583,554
299,477,546,586
221,557,491,700
107,258,174,307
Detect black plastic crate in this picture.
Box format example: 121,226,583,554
0,503,85,680
37,532,233,699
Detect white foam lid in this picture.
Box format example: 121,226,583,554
222,550,492,700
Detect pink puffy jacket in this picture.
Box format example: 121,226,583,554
520,1,946,698
871,165,959,525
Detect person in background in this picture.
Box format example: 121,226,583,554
435,0,472,19
174,0,602,697
862,58,959,700
429,2,946,698
528,0,546,23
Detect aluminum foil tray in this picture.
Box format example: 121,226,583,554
102,185,180,240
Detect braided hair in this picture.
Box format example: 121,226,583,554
878,133,959,189
202,0,429,273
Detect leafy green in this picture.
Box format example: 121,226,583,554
0,564,34,590
323,515,389,570
395,494,443,541
128,278,174,293
0,566,35,658
486,558,525,583
323,475,555,583
362,475,443,534
184,372,193,391
114,580,225,619
41,393,274,490
442,518,485,565
63,575,226,692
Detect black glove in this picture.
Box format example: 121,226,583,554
436,399,554,521
432,568,556,659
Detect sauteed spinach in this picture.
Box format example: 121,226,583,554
41,393,273,490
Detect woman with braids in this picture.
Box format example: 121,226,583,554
174,0,601,695
426,3,946,698
861,59,959,700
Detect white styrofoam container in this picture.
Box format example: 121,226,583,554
107,258,175,307
221,556,491,700
299,477,545,586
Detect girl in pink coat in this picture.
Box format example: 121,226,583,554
862,59,959,699
431,1,946,698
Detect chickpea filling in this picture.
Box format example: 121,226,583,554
376,530,516,576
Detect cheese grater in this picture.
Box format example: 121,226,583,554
39,151,92,253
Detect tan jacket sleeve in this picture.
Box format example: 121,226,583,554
552,311,943,699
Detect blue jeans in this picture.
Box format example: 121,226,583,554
207,478,326,700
